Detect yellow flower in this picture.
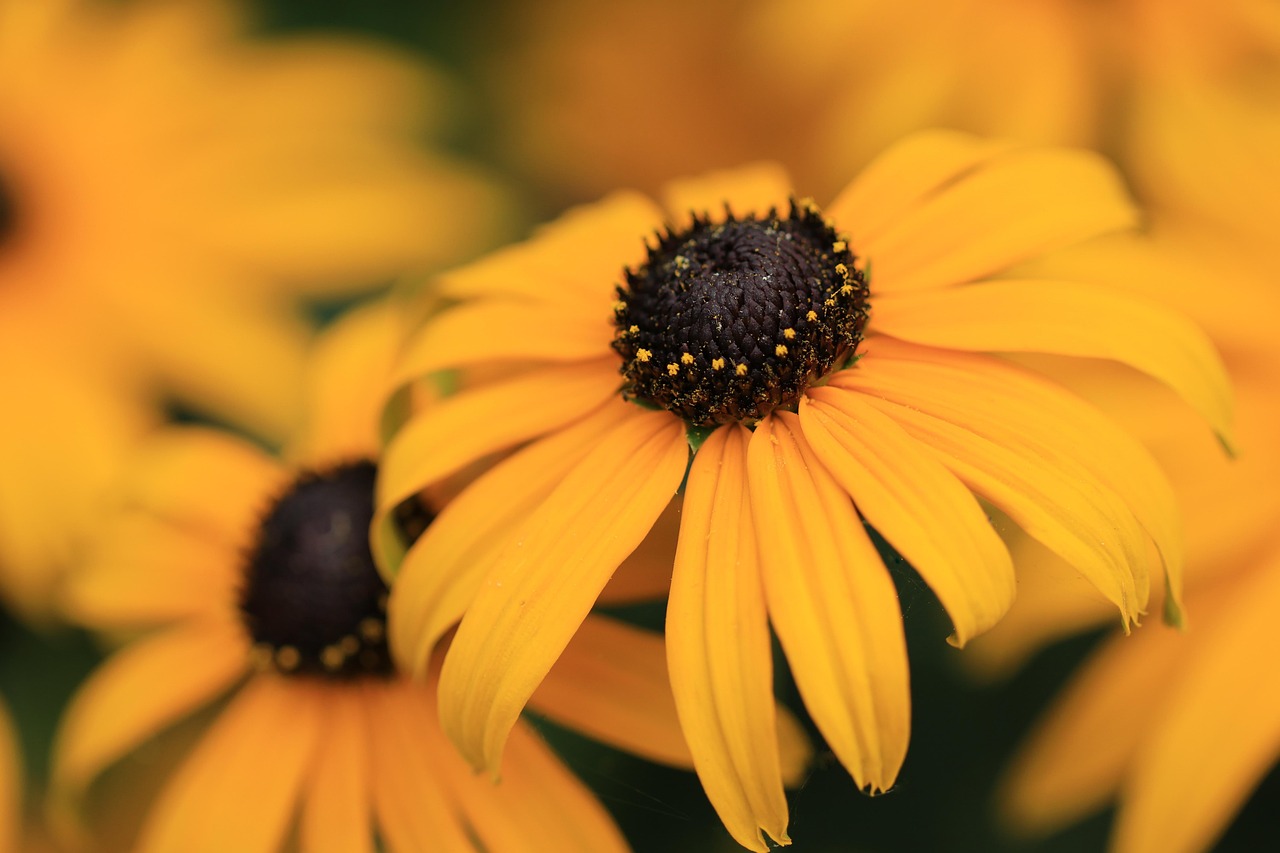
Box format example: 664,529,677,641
378,131,1233,850
971,82,1280,853
485,0,1280,202
0,0,501,621
50,304,697,853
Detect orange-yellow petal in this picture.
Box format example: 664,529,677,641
438,408,688,773
53,618,248,797
387,399,634,676
137,677,322,853
529,615,693,769
747,413,910,792
62,514,241,630
856,147,1138,293
364,682,473,853
1001,623,1186,836
438,191,663,305
0,702,17,853
1115,562,1280,853
597,495,681,605
826,130,1018,245
393,300,611,384
300,686,373,853
377,358,618,526
800,390,1015,645
667,424,794,851
662,162,794,228
871,280,1235,447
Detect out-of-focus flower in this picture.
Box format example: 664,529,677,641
377,131,1232,850
483,0,1280,203
975,79,1280,853
0,0,503,621
50,304,690,853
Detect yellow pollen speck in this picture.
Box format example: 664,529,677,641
339,635,361,656
249,644,274,672
775,344,788,357
667,363,680,376
275,646,301,672
835,263,849,276
320,646,346,671
841,283,854,295
833,240,847,252
681,352,695,365
612,300,626,312
636,348,652,362
806,310,818,322
711,357,726,370
359,618,385,642
735,363,748,376
824,298,836,307
629,325,639,334
783,328,796,340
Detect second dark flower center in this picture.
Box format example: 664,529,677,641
613,200,870,426
239,461,431,679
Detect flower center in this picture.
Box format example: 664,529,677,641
612,200,870,426
239,461,432,679
0,173,14,249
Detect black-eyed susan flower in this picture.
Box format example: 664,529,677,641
0,0,502,621
50,304,710,853
378,131,1234,850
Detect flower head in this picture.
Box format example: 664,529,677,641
0,0,503,621
51,303,694,853
379,132,1234,850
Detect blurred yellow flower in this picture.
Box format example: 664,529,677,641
0,0,503,621
484,0,1280,202
974,80,1280,853
51,303,695,853
377,132,1232,850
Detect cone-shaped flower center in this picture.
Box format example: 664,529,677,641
613,200,870,426
240,461,431,679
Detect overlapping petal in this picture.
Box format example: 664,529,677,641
437,407,688,773
668,424,793,851
800,389,1015,645
300,688,374,853
747,413,910,792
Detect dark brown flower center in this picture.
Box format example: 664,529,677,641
612,200,870,426
0,172,15,250
239,461,433,680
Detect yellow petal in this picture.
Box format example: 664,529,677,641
530,615,692,769
394,300,610,386
300,687,374,853
1001,625,1186,836
432,712,631,853
872,279,1235,448
364,682,472,853
826,130,1019,244
438,408,688,772
121,428,288,552
438,191,664,305
387,399,635,675
377,358,618,519
662,162,795,228
667,424,794,851
859,147,1138,293
1115,562,1280,853
137,677,322,853
597,495,681,605
289,300,403,467
800,390,1015,645
62,514,241,630
54,619,247,796
842,341,1173,621
747,413,910,792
